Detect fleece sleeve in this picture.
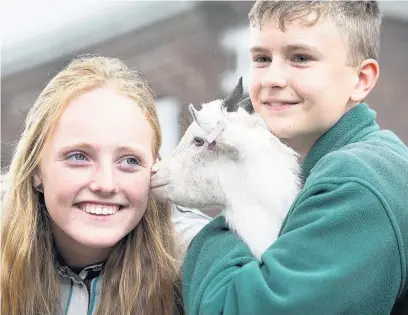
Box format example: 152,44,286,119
182,181,403,315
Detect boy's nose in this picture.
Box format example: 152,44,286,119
261,61,288,89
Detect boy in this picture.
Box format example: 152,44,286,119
182,1,408,314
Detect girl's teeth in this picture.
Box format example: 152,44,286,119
79,203,120,215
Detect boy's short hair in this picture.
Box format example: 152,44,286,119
248,1,382,66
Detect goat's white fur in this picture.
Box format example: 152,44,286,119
151,99,301,260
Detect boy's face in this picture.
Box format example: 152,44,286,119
249,16,359,154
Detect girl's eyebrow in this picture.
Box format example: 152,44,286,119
58,143,148,158
115,145,148,159
58,142,94,152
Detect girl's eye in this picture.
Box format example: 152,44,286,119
125,157,140,165
119,157,141,167
293,54,311,63
67,152,87,161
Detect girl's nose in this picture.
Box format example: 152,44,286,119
90,166,118,194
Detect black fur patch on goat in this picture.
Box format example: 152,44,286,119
239,97,254,114
222,77,243,113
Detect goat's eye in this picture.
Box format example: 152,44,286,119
193,137,205,147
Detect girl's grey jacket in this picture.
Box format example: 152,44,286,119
59,204,211,315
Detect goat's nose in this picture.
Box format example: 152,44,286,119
151,164,159,175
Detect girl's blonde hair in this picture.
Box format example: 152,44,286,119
1,55,182,315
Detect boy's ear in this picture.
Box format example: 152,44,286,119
350,59,380,103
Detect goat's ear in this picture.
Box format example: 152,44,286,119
238,97,254,114
222,77,243,113
189,104,203,127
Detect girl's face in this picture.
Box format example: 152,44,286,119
35,87,154,266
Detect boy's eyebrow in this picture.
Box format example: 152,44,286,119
249,46,269,54
283,43,323,56
249,43,323,56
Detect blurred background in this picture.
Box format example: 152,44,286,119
2,1,408,170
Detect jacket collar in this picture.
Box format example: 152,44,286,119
301,103,380,180
54,251,104,283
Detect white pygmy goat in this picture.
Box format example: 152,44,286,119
151,78,301,260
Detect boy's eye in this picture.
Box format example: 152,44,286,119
292,54,311,63
253,55,271,63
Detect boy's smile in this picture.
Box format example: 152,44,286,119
249,16,360,155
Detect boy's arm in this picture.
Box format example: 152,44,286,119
182,181,402,315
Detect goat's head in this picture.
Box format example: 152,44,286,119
151,78,299,209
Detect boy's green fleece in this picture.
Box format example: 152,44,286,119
182,103,408,315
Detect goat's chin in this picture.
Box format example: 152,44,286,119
150,185,171,202
151,186,191,207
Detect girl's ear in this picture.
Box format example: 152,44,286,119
33,172,42,187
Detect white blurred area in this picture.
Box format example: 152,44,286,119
1,1,196,76
156,97,181,158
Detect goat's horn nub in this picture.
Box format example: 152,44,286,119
189,103,204,128
189,104,199,122
222,77,243,113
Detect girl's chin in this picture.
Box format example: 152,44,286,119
76,237,124,250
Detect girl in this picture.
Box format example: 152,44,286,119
1,55,182,315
